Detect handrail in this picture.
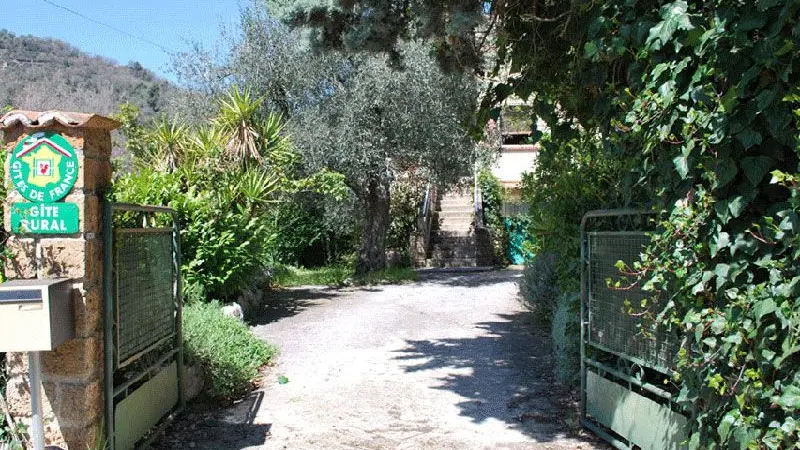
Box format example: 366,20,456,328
415,183,436,263
473,168,485,228
419,182,432,231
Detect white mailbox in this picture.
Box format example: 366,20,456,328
0,279,74,352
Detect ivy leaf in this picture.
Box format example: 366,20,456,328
673,155,690,178
715,158,738,188
718,409,739,441
754,298,777,319
777,385,800,409
720,86,739,112
710,231,730,258
729,196,750,218
715,263,731,290
735,129,762,150
741,156,774,186
646,1,694,50
584,41,599,60
756,89,778,111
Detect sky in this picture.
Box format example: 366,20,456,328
0,0,243,81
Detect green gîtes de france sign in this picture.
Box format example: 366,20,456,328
8,132,80,234
9,131,78,203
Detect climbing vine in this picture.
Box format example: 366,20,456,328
587,2,800,447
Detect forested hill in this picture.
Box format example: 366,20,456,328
0,30,173,118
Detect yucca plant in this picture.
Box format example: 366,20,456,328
259,113,294,168
150,116,189,173
214,86,265,166
237,168,281,211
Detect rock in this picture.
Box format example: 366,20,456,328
221,303,244,321
183,364,205,402
386,250,404,269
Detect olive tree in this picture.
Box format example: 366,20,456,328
170,3,478,274
291,43,477,273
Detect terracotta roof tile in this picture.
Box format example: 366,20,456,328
0,110,120,131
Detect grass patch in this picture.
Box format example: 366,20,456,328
273,265,351,287
183,302,276,400
274,265,417,287
356,267,417,285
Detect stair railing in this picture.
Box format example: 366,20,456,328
417,182,436,255
473,169,485,228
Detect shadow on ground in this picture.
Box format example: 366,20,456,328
417,268,523,288
150,392,271,450
393,311,604,446
249,287,342,325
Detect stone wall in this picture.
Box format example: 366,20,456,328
2,113,116,449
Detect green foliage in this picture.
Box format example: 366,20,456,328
289,41,478,272
387,173,426,252
519,252,560,325
112,93,347,300
478,170,508,265
286,0,800,446
273,264,417,287
182,302,276,399
273,265,351,287
355,267,417,285
271,191,359,267
0,359,27,450
522,133,642,293
551,292,581,385
584,3,799,447
113,103,152,158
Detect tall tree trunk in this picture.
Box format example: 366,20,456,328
356,178,391,275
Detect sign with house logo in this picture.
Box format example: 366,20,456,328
9,131,79,203
8,131,80,234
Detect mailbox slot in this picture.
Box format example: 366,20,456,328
0,290,43,304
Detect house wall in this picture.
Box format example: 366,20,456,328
491,144,538,186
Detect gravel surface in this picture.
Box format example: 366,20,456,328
153,269,609,450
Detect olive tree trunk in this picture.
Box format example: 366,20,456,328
355,178,391,275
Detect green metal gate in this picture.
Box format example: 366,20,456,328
103,203,183,450
580,210,686,450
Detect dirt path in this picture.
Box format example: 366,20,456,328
154,269,608,450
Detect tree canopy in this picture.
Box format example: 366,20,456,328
171,2,480,273
282,0,800,447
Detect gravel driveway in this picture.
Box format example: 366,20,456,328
154,269,608,450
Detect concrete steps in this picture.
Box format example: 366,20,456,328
428,191,478,267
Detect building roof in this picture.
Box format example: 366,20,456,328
0,110,120,131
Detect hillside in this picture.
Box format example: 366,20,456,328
0,30,173,118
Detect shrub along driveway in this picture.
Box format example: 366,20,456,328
158,269,608,449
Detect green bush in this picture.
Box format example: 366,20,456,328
112,167,277,300
183,302,276,399
112,97,348,302
478,170,508,265
387,173,426,252
551,292,580,385
519,252,560,325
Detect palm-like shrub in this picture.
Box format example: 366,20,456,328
214,86,265,166
150,116,189,173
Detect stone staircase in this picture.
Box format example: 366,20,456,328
427,190,484,267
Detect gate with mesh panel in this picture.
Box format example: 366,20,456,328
580,210,686,450
103,203,183,450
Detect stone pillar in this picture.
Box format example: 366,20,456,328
1,111,118,449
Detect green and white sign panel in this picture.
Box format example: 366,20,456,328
9,131,78,203
8,132,80,234
10,203,80,234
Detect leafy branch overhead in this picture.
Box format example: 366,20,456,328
282,0,800,447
